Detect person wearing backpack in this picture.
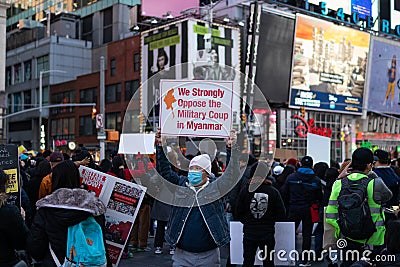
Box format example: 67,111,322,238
236,162,286,267
281,156,323,267
326,148,393,267
27,161,110,267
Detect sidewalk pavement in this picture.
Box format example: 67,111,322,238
119,236,331,267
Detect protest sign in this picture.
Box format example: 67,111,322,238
159,80,233,138
118,134,155,154
0,144,20,206
79,166,147,267
307,133,331,164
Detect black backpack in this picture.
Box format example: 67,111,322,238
337,176,376,240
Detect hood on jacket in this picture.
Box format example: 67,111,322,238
36,188,106,216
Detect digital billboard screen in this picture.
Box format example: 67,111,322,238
366,37,400,115
308,0,371,19
289,14,370,114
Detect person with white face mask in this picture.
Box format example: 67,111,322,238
155,128,239,267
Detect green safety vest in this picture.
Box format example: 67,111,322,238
325,173,385,245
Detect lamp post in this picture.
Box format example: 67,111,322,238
39,69,66,150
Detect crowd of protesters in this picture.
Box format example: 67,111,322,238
1,136,400,267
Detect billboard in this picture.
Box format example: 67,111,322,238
141,19,240,128
366,37,400,114
254,12,295,104
308,0,371,18
289,14,370,114
141,0,199,18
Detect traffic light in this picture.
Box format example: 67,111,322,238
300,106,306,117
92,107,97,120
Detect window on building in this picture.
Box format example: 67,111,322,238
82,15,93,42
7,94,11,114
125,80,139,101
36,86,49,106
103,7,113,44
51,117,75,139
105,83,121,103
134,53,140,72
13,92,22,112
24,60,32,81
51,91,75,114
396,0,400,11
23,90,32,109
79,115,96,136
37,55,49,78
6,66,11,86
80,87,97,104
110,58,116,76
14,64,23,84
106,112,122,131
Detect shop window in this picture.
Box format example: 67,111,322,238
125,80,139,101
79,115,96,136
105,83,121,103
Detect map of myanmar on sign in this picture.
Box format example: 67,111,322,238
159,80,234,138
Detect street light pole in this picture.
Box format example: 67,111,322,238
39,69,66,150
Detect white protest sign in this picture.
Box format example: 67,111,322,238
118,133,155,154
230,222,296,266
79,166,147,267
307,133,331,164
159,80,233,138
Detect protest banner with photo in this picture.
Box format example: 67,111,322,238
159,80,233,138
0,144,20,207
79,166,146,267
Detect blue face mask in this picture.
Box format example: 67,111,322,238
188,171,203,186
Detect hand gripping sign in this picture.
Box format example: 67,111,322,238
159,80,234,138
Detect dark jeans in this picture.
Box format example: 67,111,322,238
243,237,275,267
154,220,167,248
289,207,313,262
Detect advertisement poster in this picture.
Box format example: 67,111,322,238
289,14,370,114
141,18,240,129
79,167,146,267
159,80,233,137
0,144,20,206
366,37,400,115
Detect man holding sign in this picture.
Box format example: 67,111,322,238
155,128,239,267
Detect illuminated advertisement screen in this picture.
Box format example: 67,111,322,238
366,37,400,115
289,14,370,114
308,0,371,19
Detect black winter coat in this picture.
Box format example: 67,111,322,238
27,188,107,267
235,182,286,240
0,193,30,267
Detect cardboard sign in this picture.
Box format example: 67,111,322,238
0,144,20,207
79,166,147,267
118,134,155,154
274,149,298,162
230,222,296,266
307,133,331,164
159,80,233,138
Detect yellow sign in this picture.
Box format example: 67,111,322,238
193,24,220,36
5,168,18,194
149,35,180,51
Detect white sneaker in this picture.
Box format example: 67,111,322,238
169,248,175,255
154,247,162,254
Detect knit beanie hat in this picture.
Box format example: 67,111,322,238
189,154,211,175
